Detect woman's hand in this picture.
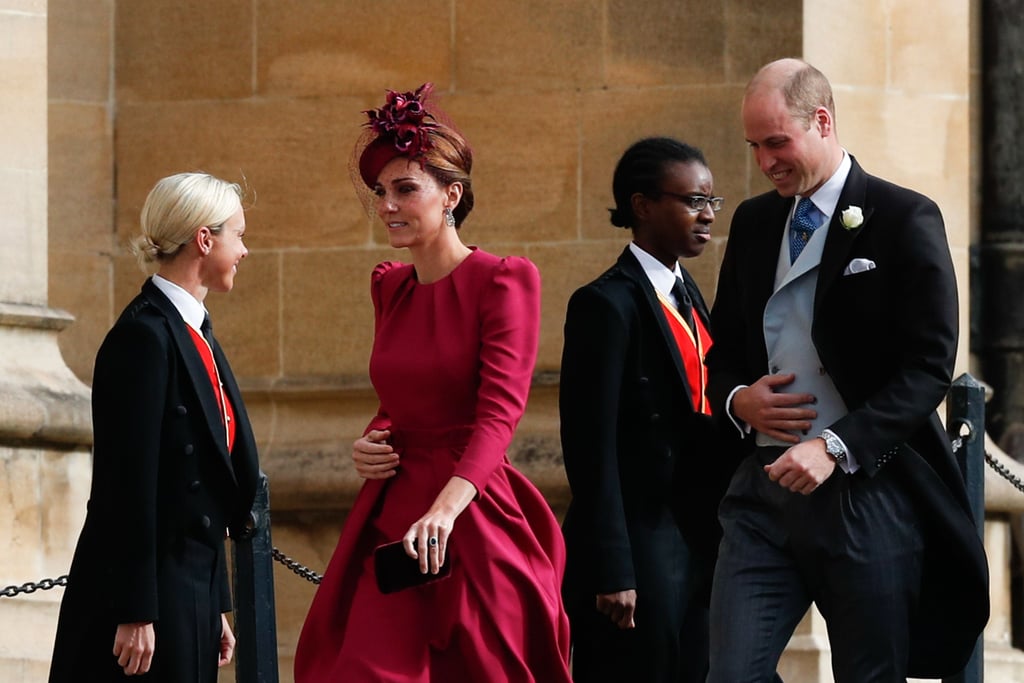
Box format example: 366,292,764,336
218,613,235,667
112,622,155,675
596,589,637,629
403,476,478,574
352,429,399,479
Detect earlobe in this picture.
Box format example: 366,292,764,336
195,227,213,256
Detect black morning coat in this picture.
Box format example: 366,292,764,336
706,156,989,678
560,247,738,607
49,278,260,682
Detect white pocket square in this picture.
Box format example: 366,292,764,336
843,258,876,276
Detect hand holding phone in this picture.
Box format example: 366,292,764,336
374,540,452,594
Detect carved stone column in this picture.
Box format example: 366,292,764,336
0,2,92,680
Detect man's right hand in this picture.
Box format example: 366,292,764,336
113,622,155,676
733,373,817,443
596,589,637,630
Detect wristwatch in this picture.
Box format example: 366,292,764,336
821,431,847,466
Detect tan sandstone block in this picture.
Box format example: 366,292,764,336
889,0,969,95
723,0,802,82
578,86,748,241
282,248,392,377
47,0,112,102
205,251,280,379
0,9,46,171
115,98,366,250
0,168,47,305
839,91,969,215
437,91,578,245
527,240,630,370
0,449,43,581
115,0,253,101
48,102,114,254
49,249,112,384
805,0,887,88
607,0,726,86
456,0,603,90
256,0,452,97
41,450,91,574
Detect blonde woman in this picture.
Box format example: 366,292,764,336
49,172,260,682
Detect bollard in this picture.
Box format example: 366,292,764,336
944,373,986,683
232,472,280,683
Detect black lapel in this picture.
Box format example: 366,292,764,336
748,194,793,324
616,247,696,408
142,279,236,479
815,155,873,315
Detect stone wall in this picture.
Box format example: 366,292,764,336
33,1,995,681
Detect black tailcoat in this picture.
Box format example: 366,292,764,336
49,279,259,682
705,157,988,677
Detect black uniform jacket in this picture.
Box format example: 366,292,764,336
49,279,259,680
560,247,737,603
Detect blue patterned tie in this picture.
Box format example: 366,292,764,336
789,197,819,264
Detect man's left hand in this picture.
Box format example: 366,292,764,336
764,438,836,495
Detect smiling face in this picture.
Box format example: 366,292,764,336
633,160,716,266
373,156,460,250
742,86,836,198
201,206,247,293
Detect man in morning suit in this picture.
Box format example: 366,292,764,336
704,58,989,682
560,138,732,682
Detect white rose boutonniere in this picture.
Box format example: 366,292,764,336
840,205,864,230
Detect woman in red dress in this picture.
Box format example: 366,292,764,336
294,84,571,682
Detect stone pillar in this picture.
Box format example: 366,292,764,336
977,1,1024,456
0,2,92,681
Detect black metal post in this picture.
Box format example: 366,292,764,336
232,472,280,683
944,373,986,683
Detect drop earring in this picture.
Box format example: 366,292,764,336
444,207,456,228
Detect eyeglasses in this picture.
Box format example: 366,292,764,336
656,191,724,213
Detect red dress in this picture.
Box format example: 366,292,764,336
294,248,572,682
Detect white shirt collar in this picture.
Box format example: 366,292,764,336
628,241,683,303
798,150,852,221
151,274,207,334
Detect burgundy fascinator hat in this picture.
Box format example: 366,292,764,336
357,83,439,188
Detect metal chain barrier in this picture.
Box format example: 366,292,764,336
1,550,323,597
0,574,68,599
984,448,1024,495
949,427,1024,496
8,434,1016,596
272,547,322,585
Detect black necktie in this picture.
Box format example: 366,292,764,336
671,277,696,331
201,314,215,346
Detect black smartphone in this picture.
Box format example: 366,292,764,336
373,540,452,594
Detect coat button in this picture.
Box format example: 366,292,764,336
638,376,649,385
189,481,201,492
184,444,194,455
177,405,187,415
201,515,211,529
650,413,661,423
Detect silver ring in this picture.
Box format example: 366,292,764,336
428,537,438,547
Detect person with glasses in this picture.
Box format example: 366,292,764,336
559,137,734,682
704,58,988,682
